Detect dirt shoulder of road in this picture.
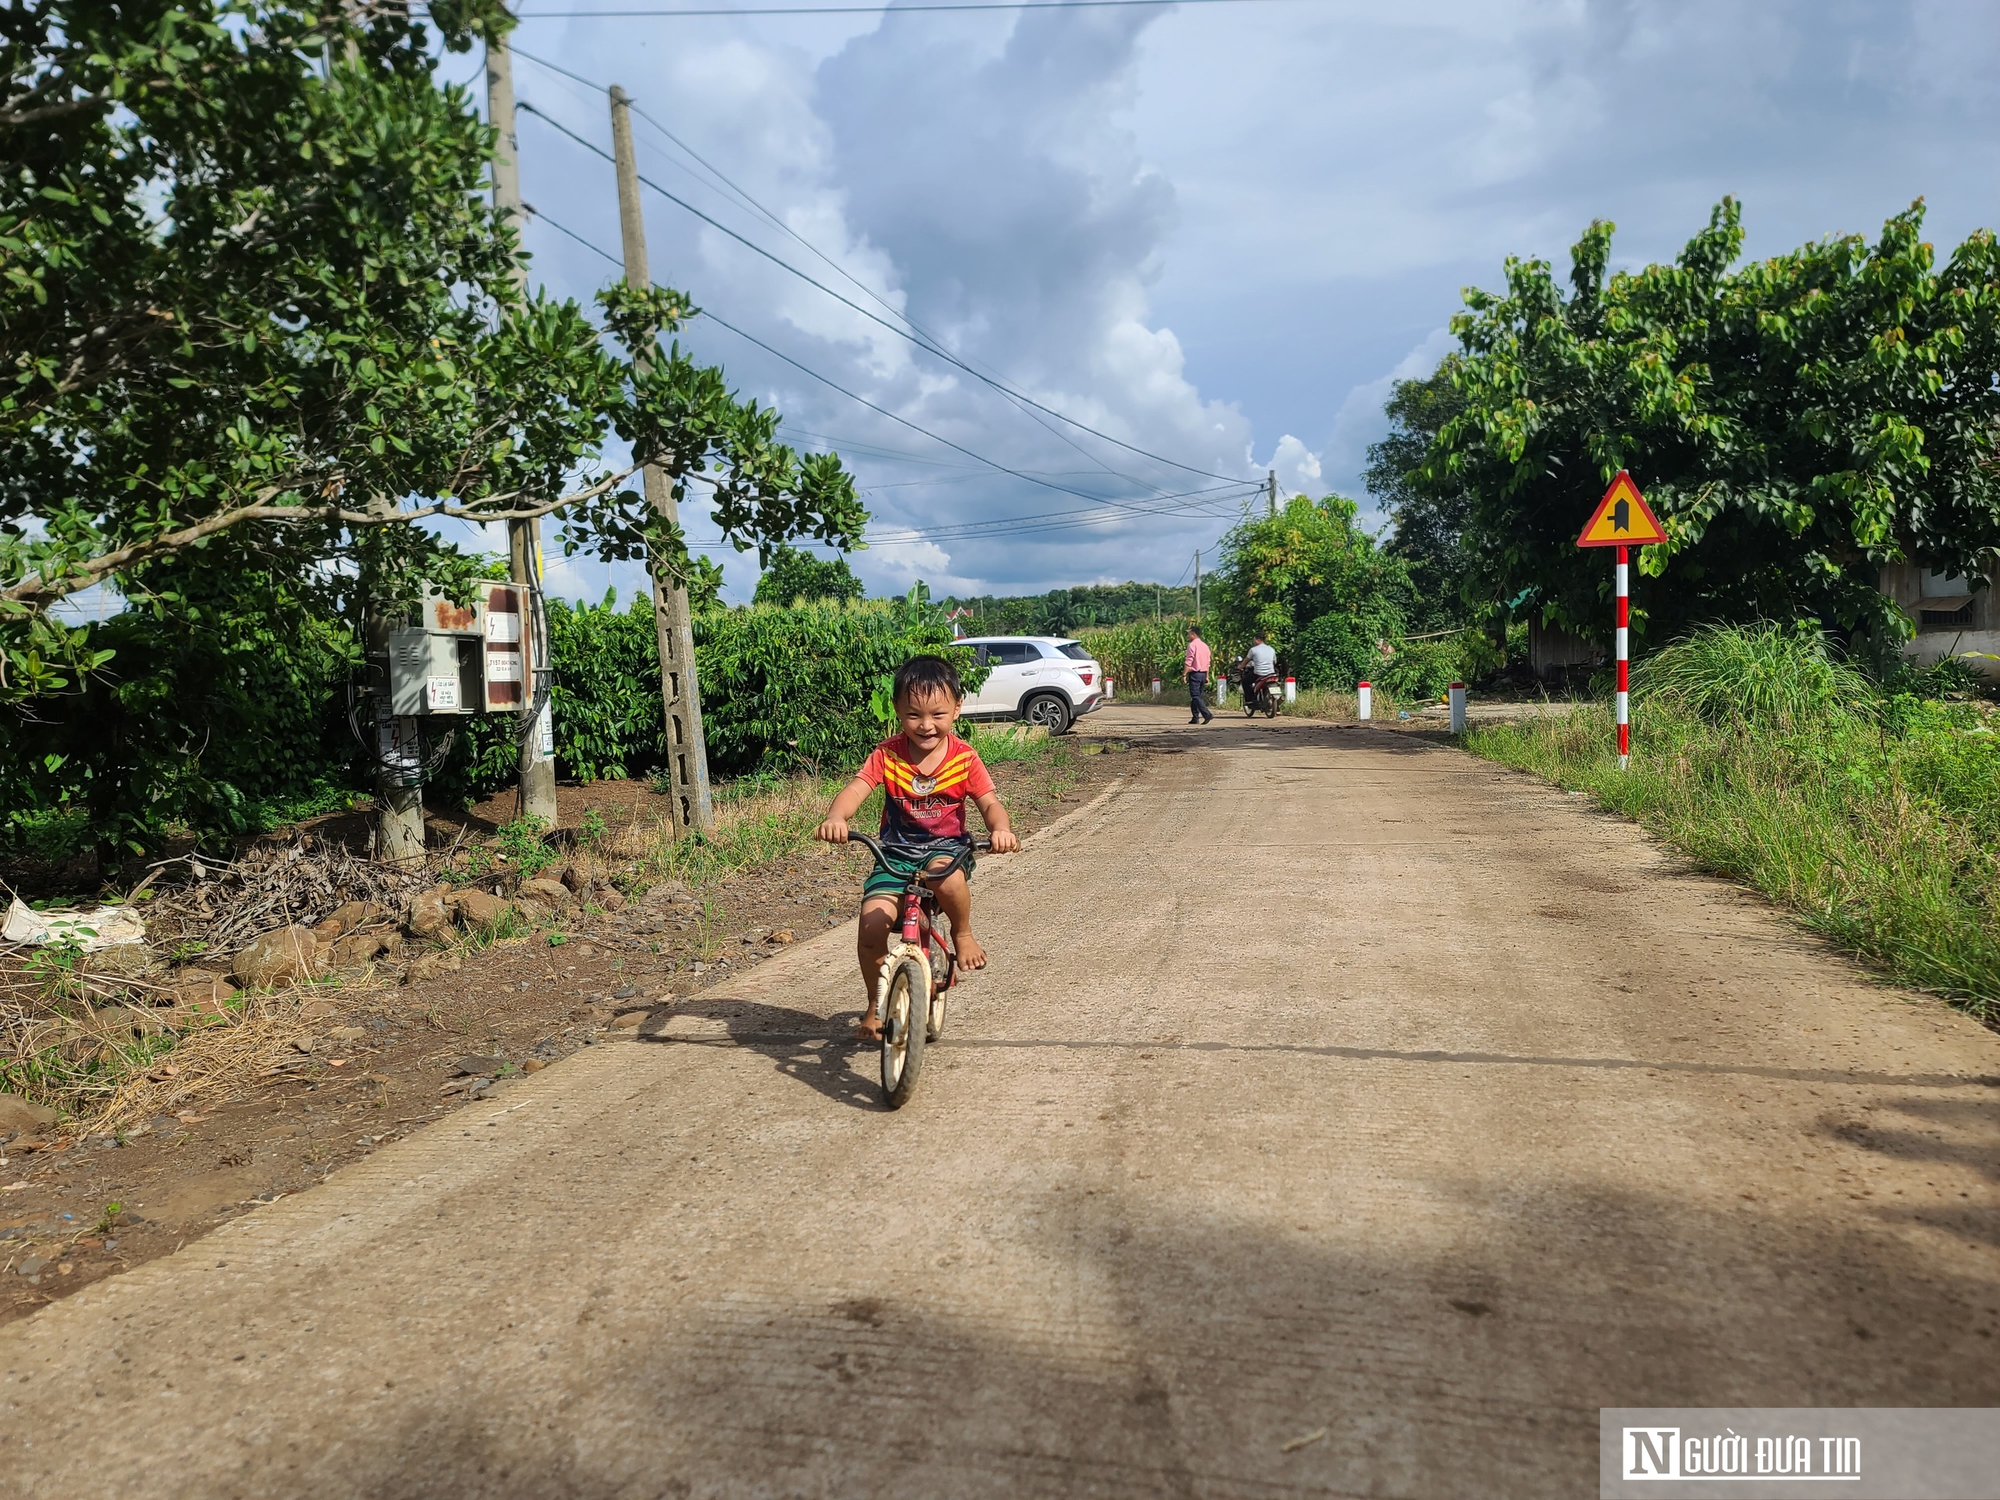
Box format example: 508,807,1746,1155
0,735,1142,1326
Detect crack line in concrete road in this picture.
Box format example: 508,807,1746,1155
634,1033,1999,1089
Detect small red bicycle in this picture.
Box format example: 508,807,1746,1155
846,832,989,1108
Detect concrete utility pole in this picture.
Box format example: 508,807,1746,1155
1267,469,1278,517
1194,549,1201,623
365,499,426,865
486,26,560,827
610,84,714,836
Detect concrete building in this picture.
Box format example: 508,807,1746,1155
1879,562,2000,677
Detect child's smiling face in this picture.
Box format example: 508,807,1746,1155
896,686,960,755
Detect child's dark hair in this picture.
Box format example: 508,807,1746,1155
894,654,963,705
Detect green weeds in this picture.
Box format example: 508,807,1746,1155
24,935,89,1004
1467,627,2000,1019
962,723,1049,764
493,817,557,879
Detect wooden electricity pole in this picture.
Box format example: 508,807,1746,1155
485,26,560,827
610,84,714,836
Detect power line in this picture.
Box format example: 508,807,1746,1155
515,0,1297,16
515,94,1247,486
529,206,1241,521
868,481,1254,542
515,50,1182,498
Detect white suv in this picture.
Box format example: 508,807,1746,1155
957,636,1102,734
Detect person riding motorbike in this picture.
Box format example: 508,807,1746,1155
1245,634,1279,708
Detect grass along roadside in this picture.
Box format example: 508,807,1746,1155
1465,626,2000,1021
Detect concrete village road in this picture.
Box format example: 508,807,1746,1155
3,706,1997,1497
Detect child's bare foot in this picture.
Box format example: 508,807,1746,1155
854,1010,884,1042
956,934,988,970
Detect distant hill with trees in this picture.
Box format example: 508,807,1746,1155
940,582,1198,636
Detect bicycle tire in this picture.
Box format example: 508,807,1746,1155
879,955,930,1108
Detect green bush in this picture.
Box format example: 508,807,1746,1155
1078,617,1195,691
0,577,362,858
434,589,984,795
752,546,865,606
1292,614,1383,691
697,594,980,775
1377,634,1462,701
548,592,663,782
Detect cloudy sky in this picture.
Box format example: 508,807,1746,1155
476,0,2000,605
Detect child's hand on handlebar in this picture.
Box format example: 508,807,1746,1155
989,828,1020,854
815,816,849,844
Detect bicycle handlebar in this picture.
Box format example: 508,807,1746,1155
841,830,991,883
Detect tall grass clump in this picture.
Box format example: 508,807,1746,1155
1467,622,2000,1020
1633,622,1876,731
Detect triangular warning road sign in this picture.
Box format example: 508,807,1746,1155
1577,471,1667,547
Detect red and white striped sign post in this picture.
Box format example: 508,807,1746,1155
1577,471,1667,769
1614,548,1630,767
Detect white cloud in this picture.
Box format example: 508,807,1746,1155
1323,327,1458,517
1268,435,1322,499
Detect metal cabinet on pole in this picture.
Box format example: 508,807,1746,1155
609,84,714,836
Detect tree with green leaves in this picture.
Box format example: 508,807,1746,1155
1367,362,1470,633
752,545,864,606
1422,198,2000,648
1208,494,1413,688
0,0,865,705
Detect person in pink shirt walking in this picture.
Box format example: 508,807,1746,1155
1184,624,1215,724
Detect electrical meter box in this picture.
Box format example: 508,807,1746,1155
387,628,481,715
480,582,528,711
420,590,486,639
388,581,535,715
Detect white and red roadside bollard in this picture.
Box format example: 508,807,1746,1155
1104,677,1115,700
1284,676,1296,703
1150,677,1162,700
1357,680,1372,720
1615,544,1630,767
1448,681,1466,733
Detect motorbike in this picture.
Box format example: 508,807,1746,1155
1242,672,1281,718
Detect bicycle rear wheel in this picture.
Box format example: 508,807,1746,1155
879,955,931,1108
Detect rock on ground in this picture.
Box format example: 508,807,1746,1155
0,1093,57,1136
518,878,573,909
404,888,450,940
229,926,318,990
447,890,512,932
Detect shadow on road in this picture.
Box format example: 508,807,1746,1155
634,998,886,1113
298,1162,2000,1500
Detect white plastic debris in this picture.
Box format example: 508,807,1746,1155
2,898,147,951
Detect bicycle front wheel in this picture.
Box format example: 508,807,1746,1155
879,954,931,1108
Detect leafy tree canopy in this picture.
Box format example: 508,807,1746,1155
1422,198,2000,645
752,545,864,606
1367,361,1470,633
1208,494,1412,687
0,0,865,701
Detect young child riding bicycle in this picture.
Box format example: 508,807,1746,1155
815,655,1018,1040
